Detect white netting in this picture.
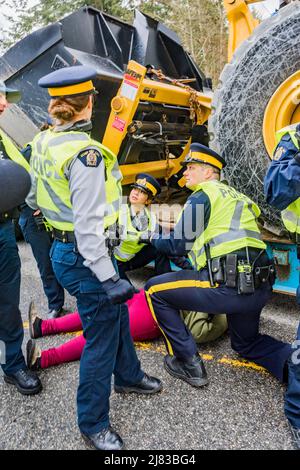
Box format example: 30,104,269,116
209,2,300,231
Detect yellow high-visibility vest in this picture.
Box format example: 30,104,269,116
114,204,156,262
187,180,265,270
30,129,122,231
275,125,300,235
0,128,30,173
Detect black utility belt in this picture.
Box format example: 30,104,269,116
52,228,76,244
52,226,119,251
209,251,276,294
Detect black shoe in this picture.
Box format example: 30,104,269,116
164,354,208,388
26,339,42,371
28,301,43,339
82,427,124,451
47,307,69,319
4,368,42,395
290,426,300,450
114,373,162,394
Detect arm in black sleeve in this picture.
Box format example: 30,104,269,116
151,191,211,256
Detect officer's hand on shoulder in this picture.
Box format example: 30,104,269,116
102,274,135,304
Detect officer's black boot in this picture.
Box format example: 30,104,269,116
28,301,43,339
164,353,208,388
114,373,162,394
290,426,300,450
4,368,42,395
82,427,124,451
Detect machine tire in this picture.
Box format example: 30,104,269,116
208,2,300,231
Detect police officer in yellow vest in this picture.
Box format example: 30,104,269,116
0,81,42,395
32,66,162,450
265,123,300,448
115,173,174,284
145,142,292,388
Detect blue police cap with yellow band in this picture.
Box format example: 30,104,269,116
0,80,21,104
131,173,161,197
38,66,98,98
181,143,226,170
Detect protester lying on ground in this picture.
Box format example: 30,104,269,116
26,290,228,370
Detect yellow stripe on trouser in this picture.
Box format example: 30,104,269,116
145,279,216,356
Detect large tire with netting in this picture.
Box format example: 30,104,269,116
208,2,300,232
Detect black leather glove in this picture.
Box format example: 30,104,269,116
102,274,135,305
138,231,153,245
33,212,47,231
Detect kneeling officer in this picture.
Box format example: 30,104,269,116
145,143,292,387
32,66,162,450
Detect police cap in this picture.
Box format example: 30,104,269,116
38,66,98,98
132,173,161,197
0,160,31,212
181,143,226,170
0,80,21,104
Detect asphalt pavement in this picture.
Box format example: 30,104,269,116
0,241,299,450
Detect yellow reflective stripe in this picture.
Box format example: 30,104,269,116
145,290,174,356
145,182,157,195
190,152,223,170
146,279,217,356
48,80,94,97
147,279,214,295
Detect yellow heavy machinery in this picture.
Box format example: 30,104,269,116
1,0,300,293
209,0,300,294
210,0,300,229
0,7,213,193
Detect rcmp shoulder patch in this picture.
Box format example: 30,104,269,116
77,148,102,167
273,146,285,161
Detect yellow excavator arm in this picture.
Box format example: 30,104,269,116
102,60,212,185
224,0,262,62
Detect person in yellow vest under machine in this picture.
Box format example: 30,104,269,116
145,142,293,389
115,173,190,286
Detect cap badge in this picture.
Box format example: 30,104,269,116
136,178,147,187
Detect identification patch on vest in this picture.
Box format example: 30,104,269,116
273,146,285,161
77,149,102,167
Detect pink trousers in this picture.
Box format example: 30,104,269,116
40,290,161,369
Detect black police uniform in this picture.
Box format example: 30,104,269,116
0,160,31,376
0,80,41,394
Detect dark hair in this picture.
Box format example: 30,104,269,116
48,95,90,123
